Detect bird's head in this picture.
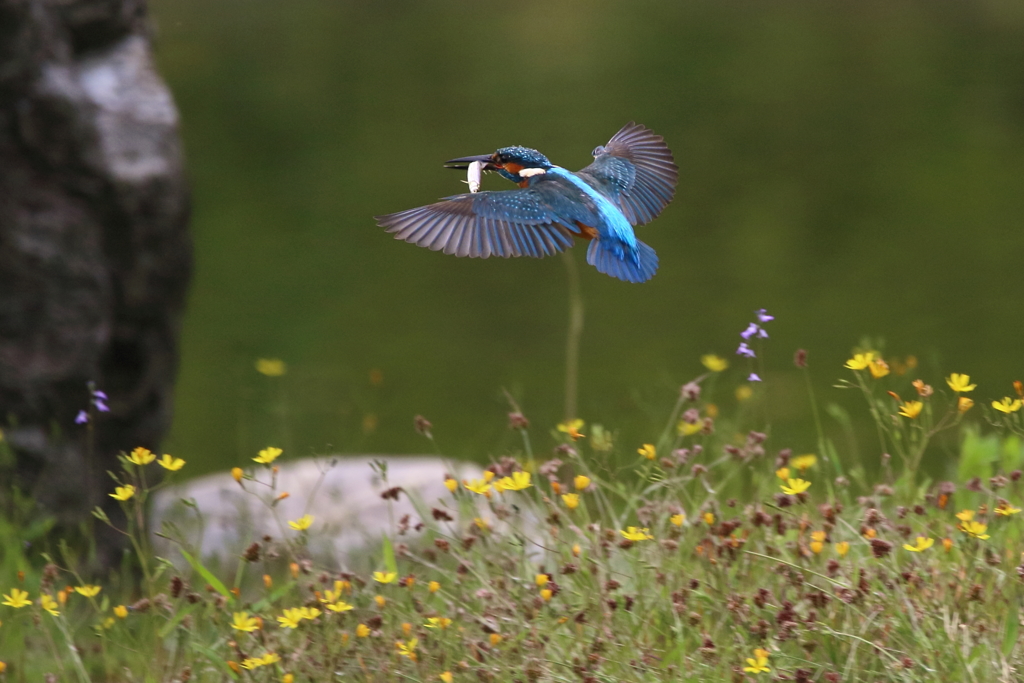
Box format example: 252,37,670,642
445,145,552,184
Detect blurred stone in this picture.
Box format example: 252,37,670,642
0,0,191,563
151,456,486,563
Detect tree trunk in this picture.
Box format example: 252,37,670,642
0,0,191,563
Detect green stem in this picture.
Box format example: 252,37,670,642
562,250,584,422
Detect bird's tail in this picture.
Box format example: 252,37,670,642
586,238,658,283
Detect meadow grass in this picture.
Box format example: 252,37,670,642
2,345,1024,682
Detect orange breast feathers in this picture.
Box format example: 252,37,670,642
574,222,599,240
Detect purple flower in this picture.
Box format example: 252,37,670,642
748,373,762,382
75,410,89,424
90,386,110,412
741,323,769,340
756,308,774,323
737,342,756,358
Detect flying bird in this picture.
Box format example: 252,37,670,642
375,123,677,283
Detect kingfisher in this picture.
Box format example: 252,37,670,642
375,122,678,283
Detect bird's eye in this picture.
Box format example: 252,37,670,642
592,146,605,157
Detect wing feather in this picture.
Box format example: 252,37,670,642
576,122,678,226
376,189,577,260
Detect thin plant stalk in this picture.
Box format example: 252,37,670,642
562,250,584,422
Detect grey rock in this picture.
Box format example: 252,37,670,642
0,0,191,561
151,456,487,564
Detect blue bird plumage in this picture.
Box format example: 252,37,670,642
375,122,678,283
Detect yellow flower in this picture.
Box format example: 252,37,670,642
781,478,811,495
845,352,875,370
956,509,975,522
444,477,458,493
811,530,826,543
898,401,923,419
701,354,728,372
497,471,532,491
743,648,771,674
540,589,553,602
40,594,59,616
573,475,591,491
735,385,753,401
232,611,260,632
809,540,823,554
276,608,304,629
232,467,244,482
790,454,816,472
942,537,953,552
677,420,702,436
474,517,490,531
572,543,581,556
703,511,715,525
396,638,418,659
946,374,977,393
324,595,353,613
993,397,1023,414
425,617,452,629
535,573,549,587
619,526,653,541
0,662,6,673
256,358,287,376
775,467,790,480
127,447,156,466
996,502,1021,516
440,672,454,683
463,479,492,495
670,513,686,527
74,585,102,597
241,653,280,670
374,595,386,608
836,541,850,557
356,623,370,637
157,454,185,471
557,419,585,440
288,514,314,531
959,520,990,540
110,485,135,501
903,536,934,552
254,446,283,464
283,674,295,683
428,581,440,593
113,604,128,619
373,571,397,584
868,359,889,379
561,493,580,510
638,444,656,460
299,607,321,620
483,470,495,482
958,396,974,413
490,633,502,646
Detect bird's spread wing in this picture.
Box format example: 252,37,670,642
576,122,678,226
375,189,578,259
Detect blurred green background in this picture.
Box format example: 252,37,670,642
151,1,1024,477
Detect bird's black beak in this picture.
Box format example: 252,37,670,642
444,154,495,170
